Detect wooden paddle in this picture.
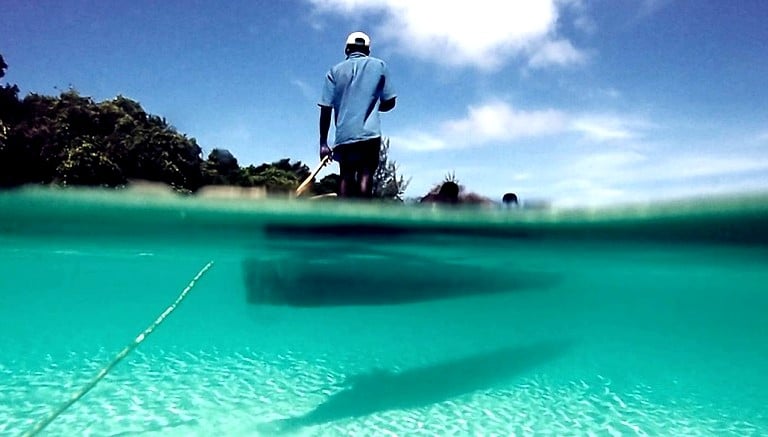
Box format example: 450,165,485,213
295,155,331,197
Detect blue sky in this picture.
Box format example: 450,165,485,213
2,0,767,206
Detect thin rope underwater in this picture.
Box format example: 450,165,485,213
22,260,215,437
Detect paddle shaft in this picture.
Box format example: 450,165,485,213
295,155,331,196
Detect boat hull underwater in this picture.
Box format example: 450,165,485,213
242,198,768,308
243,223,561,307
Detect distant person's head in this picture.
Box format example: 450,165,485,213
502,192,518,206
345,31,371,56
438,181,460,203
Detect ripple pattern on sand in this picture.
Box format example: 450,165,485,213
2,349,764,436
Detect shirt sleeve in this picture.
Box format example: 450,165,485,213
380,62,396,101
318,70,335,107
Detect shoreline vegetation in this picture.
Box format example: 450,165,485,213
1,54,519,208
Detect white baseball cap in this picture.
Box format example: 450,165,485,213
345,31,371,47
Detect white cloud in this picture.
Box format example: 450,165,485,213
385,101,768,206
652,155,768,181
550,178,626,206
572,151,648,173
291,79,316,101
513,173,531,181
546,151,768,207
524,151,768,208
527,39,587,69
570,115,651,142
393,102,568,151
443,102,568,143
639,0,674,17
573,14,597,34
571,117,633,141
565,152,768,186
387,102,768,205
545,151,647,205
394,102,650,151
308,0,587,69
389,132,447,152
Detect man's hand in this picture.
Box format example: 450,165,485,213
379,97,396,113
319,105,333,160
320,142,332,160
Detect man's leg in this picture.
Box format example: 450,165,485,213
358,171,373,198
340,176,362,197
337,139,380,199
358,137,381,199
335,144,355,198
338,165,359,198
339,177,349,197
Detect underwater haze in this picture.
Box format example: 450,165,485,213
1,187,767,436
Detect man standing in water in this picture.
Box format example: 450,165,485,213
318,31,397,198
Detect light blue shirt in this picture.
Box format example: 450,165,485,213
319,53,396,146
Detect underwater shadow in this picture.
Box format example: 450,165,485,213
259,340,570,433
243,253,561,307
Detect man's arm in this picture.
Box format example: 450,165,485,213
319,105,333,159
379,97,396,113
378,62,397,113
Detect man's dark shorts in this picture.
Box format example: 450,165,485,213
333,137,381,175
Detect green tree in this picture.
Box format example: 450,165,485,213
0,53,21,175
2,93,58,185
240,158,310,193
373,137,410,200
202,148,241,185
120,114,204,191
0,84,205,190
55,136,125,186
312,173,341,195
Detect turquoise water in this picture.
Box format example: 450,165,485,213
1,187,767,436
